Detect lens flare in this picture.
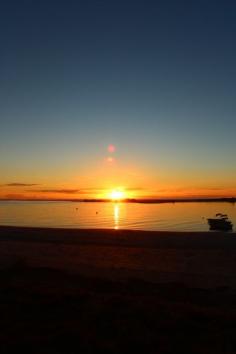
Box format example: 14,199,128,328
108,144,116,153
106,157,114,163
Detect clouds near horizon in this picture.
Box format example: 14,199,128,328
3,183,40,187
32,189,80,194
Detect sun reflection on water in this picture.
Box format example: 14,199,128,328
114,204,120,230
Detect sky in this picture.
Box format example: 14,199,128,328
0,0,236,200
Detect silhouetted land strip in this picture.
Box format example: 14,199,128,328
0,197,236,203
125,197,236,204
1,226,236,353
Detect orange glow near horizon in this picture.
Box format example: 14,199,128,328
1,163,236,201
1,182,236,201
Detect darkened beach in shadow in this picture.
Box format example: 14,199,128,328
1,226,236,353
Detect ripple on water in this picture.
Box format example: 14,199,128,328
0,201,235,232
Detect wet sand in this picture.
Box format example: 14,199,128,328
0,226,236,353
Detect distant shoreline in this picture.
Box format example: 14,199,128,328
0,197,235,203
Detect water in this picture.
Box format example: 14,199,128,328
0,201,235,231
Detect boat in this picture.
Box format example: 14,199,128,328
207,213,233,231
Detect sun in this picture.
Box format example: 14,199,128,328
109,189,126,201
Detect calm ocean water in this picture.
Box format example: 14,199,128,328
0,201,235,231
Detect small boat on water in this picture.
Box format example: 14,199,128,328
207,213,233,231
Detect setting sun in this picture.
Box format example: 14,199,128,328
109,189,126,201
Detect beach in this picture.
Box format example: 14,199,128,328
0,226,236,353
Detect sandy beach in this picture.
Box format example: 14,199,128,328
1,226,236,353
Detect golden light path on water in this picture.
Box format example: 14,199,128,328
0,201,236,231
114,204,120,230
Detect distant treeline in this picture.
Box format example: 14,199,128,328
1,197,236,203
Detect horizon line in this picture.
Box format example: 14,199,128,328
0,197,236,203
